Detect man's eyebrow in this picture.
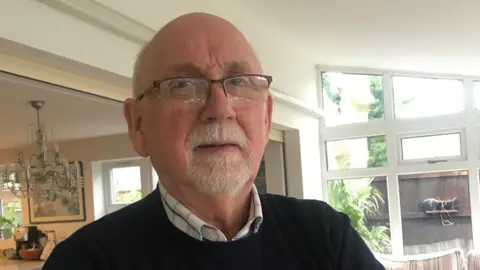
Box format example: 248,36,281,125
172,63,204,76
226,61,252,73
171,61,254,77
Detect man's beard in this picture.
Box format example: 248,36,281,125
186,122,252,195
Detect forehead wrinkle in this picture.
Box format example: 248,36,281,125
171,61,255,78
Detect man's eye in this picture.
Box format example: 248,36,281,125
170,80,191,89
229,77,247,87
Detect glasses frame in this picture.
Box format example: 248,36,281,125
137,74,273,101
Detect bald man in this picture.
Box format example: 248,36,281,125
43,13,385,270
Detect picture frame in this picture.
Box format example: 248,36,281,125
28,161,86,224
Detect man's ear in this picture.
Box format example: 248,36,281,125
264,95,273,142
124,98,149,157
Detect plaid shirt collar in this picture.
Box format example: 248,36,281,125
158,181,263,242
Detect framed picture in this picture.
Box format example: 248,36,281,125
28,161,86,224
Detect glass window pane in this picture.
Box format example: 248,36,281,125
328,177,391,254
321,72,384,126
393,76,464,119
254,157,267,194
401,133,462,161
474,81,480,110
0,191,21,239
110,166,142,204
399,170,472,255
326,136,387,170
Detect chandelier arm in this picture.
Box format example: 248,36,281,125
5,101,82,198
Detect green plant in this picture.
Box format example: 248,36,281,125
0,214,14,227
328,179,391,253
0,214,15,239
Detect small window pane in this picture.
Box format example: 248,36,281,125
399,170,472,255
401,133,462,161
326,136,387,170
254,157,267,194
110,166,142,204
328,177,391,254
393,76,464,119
474,81,480,110
0,191,21,239
321,72,384,126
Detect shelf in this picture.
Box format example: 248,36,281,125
367,211,471,221
425,210,458,214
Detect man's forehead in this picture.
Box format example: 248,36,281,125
135,13,261,86
143,37,261,78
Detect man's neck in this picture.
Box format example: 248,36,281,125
162,180,253,240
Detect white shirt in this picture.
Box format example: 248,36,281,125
158,181,263,241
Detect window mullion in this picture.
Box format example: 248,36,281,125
463,79,480,249
383,73,404,256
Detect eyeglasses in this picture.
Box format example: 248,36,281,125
137,74,273,104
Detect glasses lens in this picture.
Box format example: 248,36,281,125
160,78,208,101
224,75,269,101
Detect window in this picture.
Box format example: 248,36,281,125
399,170,472,255
254,157,267,194
392,76,464,119
103,158,154,214
318,66,480,257
0,168,22,239
326,136,387,170
0,191,21,239
321,72,384,126
328,177,391,253
399,131,464,163
110,166,141,204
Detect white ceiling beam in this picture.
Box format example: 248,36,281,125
37,0,155,44
0,53,129,102
36,0,324,119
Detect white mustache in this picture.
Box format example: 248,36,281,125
188,122,248,150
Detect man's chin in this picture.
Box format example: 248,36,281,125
190,176,249,196
187,165,251,196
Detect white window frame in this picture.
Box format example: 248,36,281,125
396,128,467,165
317,65,480,256
102,157,154,214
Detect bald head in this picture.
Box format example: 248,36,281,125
132,12,261,98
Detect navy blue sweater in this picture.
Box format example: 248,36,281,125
43,188,385,270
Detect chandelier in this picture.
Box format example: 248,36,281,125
0,100,84,197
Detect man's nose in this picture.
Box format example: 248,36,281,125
199,83,236,123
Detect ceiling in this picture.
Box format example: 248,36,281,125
242,0,480,76
0,72,126,150
97,0,480,76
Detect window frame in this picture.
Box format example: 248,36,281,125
396,128,467,165
317,65,480,257
473,81,480,110
102,158,154,214
325,134,388,171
